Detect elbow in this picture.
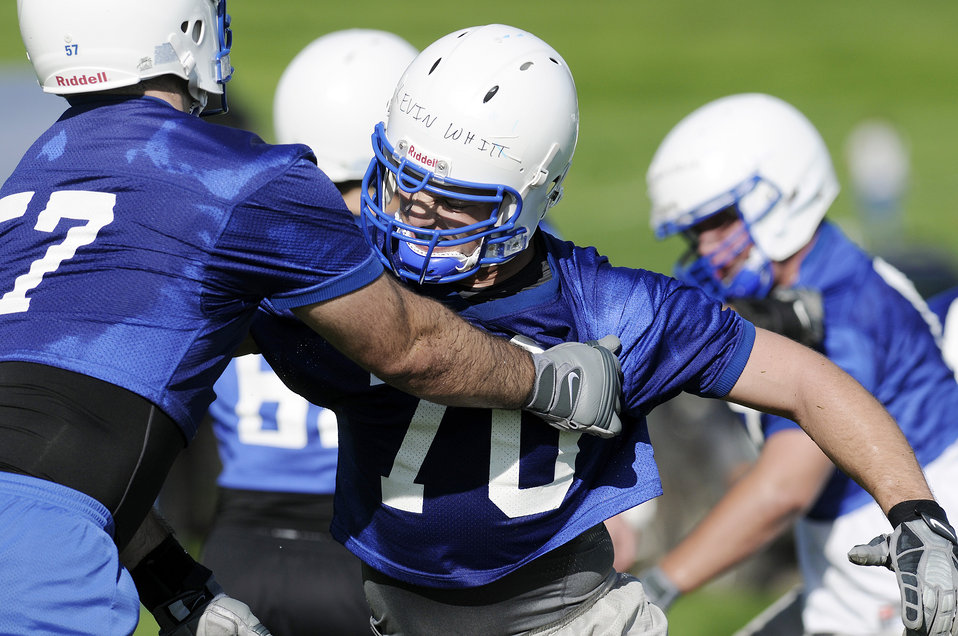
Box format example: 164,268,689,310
362,335,447,397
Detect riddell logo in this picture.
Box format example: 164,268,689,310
55,72,108,87
407,145,438,169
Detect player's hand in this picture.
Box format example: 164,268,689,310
728,288,824,349
193,595,273,636
848,509,958,636
525,335,623,438
638,565,681,612
153,574,271,636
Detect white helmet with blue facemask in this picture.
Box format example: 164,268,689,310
647,93,839,300
360,24,579,285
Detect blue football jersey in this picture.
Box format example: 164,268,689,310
757,222,958,519
210,354,338,494
0,96,382,439
251,233,754,588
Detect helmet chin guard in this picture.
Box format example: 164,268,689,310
395,233,481,282
674,236,774,301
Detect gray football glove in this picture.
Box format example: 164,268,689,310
848,510,958,636
638,565,681,612
525,335,623,438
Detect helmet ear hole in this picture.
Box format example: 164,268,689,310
178,20,203,44
547,176,564,207
190,21,204,44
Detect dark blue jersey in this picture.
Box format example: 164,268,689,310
251,233,753,588
758,222,958,519
0,96,381,438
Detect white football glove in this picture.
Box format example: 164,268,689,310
152,573,271,636
194,595,272,636
848,507,958,636
525,335,624,438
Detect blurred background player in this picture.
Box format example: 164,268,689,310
250,25,957,636
642,92,958,635
199,29,418,636
271,29,418,218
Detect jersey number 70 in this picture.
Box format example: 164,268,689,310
383,401,582,519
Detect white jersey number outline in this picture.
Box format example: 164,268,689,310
381,403,580,518
0,191,115,315
233,354,338,449
381,336,580,518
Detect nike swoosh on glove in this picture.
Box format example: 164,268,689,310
848,509,958,636
525,335,624,438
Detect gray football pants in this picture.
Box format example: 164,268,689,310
363,523,668,635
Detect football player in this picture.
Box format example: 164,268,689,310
641,92,958,636
0,3,623,634
248,26,958,635
200,29,418,636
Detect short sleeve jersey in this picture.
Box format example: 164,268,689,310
0,96,381,438
758,222,958,519
251,233,754,588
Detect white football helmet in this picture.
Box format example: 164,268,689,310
647,93,839,300
360,24,578,284
17,0,233,115
273,29,417,183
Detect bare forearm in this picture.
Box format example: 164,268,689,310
728,328,933,514
372,291,535,407
295,273,535,408
661,473,796,593
661,431,832,593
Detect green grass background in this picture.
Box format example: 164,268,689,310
4,1,957,277
3,2,956,634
